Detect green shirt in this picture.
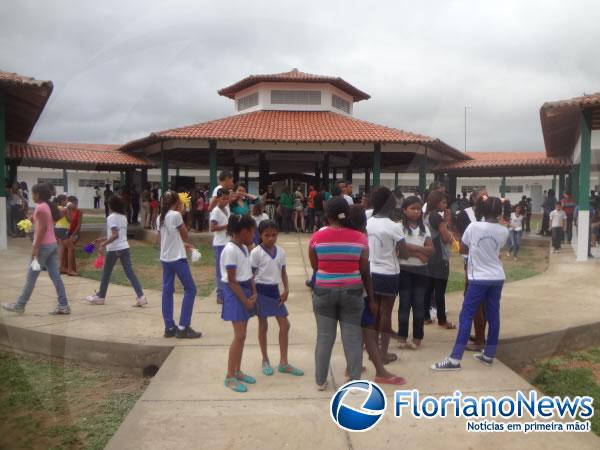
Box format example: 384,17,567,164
280,192,293,208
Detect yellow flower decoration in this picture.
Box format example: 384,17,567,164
17,219,33,233
178,192,191,210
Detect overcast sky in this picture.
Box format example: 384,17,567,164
1,0,598,152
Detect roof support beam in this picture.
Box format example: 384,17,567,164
209,140,217,192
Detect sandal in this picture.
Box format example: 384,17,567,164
382,353,398,364
397,339,408,349
374,375,407,386
424,319,434,325
316,381,329,391
262,361,274,376
224,377,247,393
235,371,256,384
278,364,304,376
438,321,456,330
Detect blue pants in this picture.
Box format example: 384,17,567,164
161,258,197,329
17,243,68,308
97,249,144,298
214,245,225,301
450,281,503,360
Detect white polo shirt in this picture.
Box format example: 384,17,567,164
250,244,286,285
366,216,405,275
399,225,431,266
462,221,509,281
157,210,187,262
220,242,253,283
210,206,230,246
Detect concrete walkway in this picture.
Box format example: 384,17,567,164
1,236,599,449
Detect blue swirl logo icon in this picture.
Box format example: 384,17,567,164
330,380,387,432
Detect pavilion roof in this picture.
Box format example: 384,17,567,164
0,70,53,142
7,141,155,171
121,110,467,160
217,68,371,102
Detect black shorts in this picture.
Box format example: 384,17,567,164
371,273,399,296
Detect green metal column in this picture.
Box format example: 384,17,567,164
345,167,352,183
558,173,565,198
394,171,399,189
176,167,180,177
579,110,592,212
209,140,217,192
233,164,239,183
500,176,506,197
0,91,6,250
63,169,69,193
119,171,125,187
372,143,381,187
322,153,330,190
572,165,580,204
160,144,169,193
141,168,148,189
314,163,320,188
551,175,557,193
7,164,17,186
418,154,427,194
244,166,249,186
364,168,371,194
448,174,457,200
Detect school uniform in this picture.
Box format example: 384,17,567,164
451,221,509,360
221,242,256,321
210,206,230,301
366,216,405,296
251,244,288,318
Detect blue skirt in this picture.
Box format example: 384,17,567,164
256,283,288,318
222,280,256,322
361,297,376,327
372,272,399,296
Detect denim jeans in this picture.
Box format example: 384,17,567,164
551,227,564,250
162,258,197,329
509,230,523,257
214,245,225,301
424,261,449,324
451,281,503,360
312,285,364,385
398,268,428,339
97,248,144,298
17,243,68,308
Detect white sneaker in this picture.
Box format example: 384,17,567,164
316,381,329,391
85,295,105,305
135,295,148,307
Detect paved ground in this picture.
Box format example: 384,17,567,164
1,235,599,449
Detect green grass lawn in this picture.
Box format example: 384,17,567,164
81,215,108,225
76,240,216,297
527,347,600,436
0,350,148,450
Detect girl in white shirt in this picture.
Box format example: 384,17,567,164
210,189,230,304
86,195,146,307
397,196,434,349
157,191,201,340
251,220,303,378
432,196,509,371
251,203,269,246
221,214,258,393
508,205,524,259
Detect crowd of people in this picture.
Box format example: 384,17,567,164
4,171,600,394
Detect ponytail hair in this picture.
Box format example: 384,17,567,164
325,196,351,227
33,183,61,222
159,190,179,228
227,214,256,237
475,195,502,221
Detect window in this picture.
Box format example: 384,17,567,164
332,94,351,113
396,185,419,194
237,92,259,111
505,185,524,193
271,90,321,105
461,185,486,193
38,178,64,187
78,179,106,188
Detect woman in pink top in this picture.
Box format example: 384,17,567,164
2,183,70,315
308,196,374,390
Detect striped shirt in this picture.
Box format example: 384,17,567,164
309,227,368,287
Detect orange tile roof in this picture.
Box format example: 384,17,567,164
434,151,571,175
218,68,370,102
0,69,53,142
8,141,154,170
541,92,600,110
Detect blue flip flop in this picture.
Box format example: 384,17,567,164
278,364,304,376
235,371,256,384
262,361,274,376
224,377,247,393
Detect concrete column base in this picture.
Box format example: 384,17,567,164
576,210,589,262
0,197,6,251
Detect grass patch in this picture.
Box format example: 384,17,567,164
0,350,148,450
76,240,216,297
522,347,600,436
82,215,108,225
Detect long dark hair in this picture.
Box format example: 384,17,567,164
33,183,61,221
108,195,126,215
227,214,256,237
401,196,426,236
370,186,395,217
347,205,367,233
159,190,179,228
475,195,503,221
425,190,447,215
325,196,350,227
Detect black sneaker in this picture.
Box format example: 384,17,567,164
164,327,177,338
473,353,494,367
176,326,202,339
431,357,461,371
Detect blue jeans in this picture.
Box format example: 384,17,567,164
451,281,503,360
161,258,197,329
17,243,68,308
97,248,144,298
509,230,523,257
214,245,225,301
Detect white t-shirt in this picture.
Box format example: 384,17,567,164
365,209,373,220
462,222,509,281
220,242,253,283
105,213,129,252
252,213,270,228
157,210,187,262
344,194,354,205
399,225,431,266
366,216,405,275
549,210,566,228
210,206,230,246
250,244,286,285
510,213,523,232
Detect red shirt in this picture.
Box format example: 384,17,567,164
307,190,317,209
68,209,81,234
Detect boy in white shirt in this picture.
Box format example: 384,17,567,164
210,189,231,303
549,202,567,253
